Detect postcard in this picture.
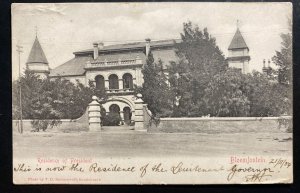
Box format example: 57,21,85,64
12,2,293,184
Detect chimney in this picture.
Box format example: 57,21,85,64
98,42,104,49
145,38,151,56
263,59,266,67
93,42,99,60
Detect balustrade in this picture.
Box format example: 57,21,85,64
85,57,142,68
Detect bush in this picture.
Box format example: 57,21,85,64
12,70,107,132
277,117,292,133
31,120,61,132
101,112,121,126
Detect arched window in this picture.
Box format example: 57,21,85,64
109,104,120,114
123,73,133,89
95,75,105,91
108,104,121,126
109,74,119,90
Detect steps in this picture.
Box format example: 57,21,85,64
102,126,135,132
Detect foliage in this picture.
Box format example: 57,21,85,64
168,21,228,117
272,18,292,85
175,21,228,75
203,70,250,117
12,70,105,131
30,120,61,132
138,21,292,118
277,117,292,133
101,112,121,126
246,71,291,116
139,52,174,117
203,70,291,117
12,70,62,131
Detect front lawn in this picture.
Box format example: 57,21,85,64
13,131,292,158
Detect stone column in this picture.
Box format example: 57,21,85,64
119,79,123,90
88,96,101,131
120,111,124,125
104,80,109,90
134,93,146,131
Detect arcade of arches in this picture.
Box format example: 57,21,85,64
94,73,134,126
95,73,133,91
104,104,132,126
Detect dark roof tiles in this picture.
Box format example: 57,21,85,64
26,37,49,64
50,56,91,76
74,39,181,54
228,28,249,50
50,39,180,77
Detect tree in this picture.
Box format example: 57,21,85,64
139,52,174,117
203,70,250,117
168,21,291,118
272,18,292,85
139,20,291,118
270,17,292,116
168,21,228,117
12,70,106,131
12,70,62,131
202,69,291,117
247,71,291,117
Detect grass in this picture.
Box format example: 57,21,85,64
13,130,292,158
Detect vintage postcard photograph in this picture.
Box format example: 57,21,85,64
12,2,293,184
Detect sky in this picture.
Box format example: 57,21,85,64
11,2,292,80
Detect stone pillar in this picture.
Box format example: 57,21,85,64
105,80,109,90
88,96,101,131
119,79,123,90
120,111,124,125
134,93,146,131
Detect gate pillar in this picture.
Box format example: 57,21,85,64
88,96,101,131
134,93,146,131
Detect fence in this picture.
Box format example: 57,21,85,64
147,116,292,133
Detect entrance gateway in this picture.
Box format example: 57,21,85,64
104,102,133,126
88,94,146,131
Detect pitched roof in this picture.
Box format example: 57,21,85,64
50,56,91,76
74,39,181,54
50,39,180,77
49,52,147,77
228,28,249,50
26,37,49,64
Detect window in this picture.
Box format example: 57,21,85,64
95,75,105,91
123,73,133,89
109,74,119,89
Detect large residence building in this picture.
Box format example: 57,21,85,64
26,27,250,124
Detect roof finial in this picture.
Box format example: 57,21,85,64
35,25,38,38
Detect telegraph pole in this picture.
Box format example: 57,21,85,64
16,44,23,134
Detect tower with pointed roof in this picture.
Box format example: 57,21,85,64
26,35,50,79
227,26,251,74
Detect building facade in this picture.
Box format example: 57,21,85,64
26,26,250,125
49,39,179,125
